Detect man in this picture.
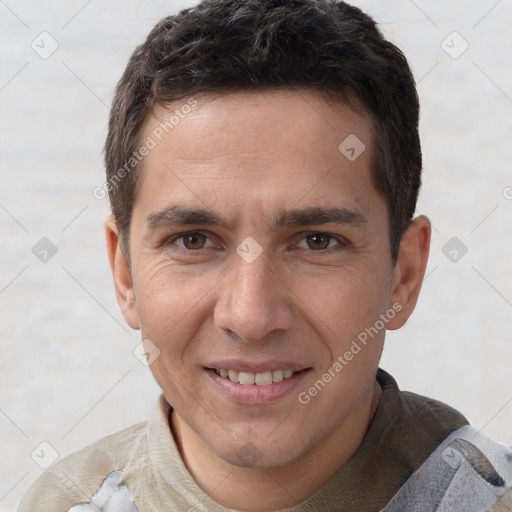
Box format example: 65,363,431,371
18,0,512,510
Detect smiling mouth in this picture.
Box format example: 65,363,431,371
208,368,308,386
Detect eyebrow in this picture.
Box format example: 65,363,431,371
274,207,367,228
145,204,367,231
146,205,229,230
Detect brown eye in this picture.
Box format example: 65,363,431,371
305,233,332,250
181,232,207,249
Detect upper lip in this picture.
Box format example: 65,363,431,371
205,360,310,373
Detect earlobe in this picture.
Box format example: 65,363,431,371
387,215,431,330
104,217,140,330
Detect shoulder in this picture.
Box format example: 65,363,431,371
400,390,469,429
377,368,469,427
17,421,147,512
382,425,512,512
376,369,469,456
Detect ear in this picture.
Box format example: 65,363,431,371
104,216,140,330
387,215,431,330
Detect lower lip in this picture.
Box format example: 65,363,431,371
205,368,310,405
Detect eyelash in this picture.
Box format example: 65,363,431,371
164,231,348,253
170,232,215,250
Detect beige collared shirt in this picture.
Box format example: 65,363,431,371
19,370,509,511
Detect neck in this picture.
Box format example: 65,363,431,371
171,380,382,511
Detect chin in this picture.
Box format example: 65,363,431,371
214,434,309,470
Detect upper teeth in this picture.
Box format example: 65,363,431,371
215,369,295,385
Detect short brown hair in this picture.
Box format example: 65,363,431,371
105,0,421,262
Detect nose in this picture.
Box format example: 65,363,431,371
214,251,294,343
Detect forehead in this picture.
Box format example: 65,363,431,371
145,89,372,161
134,89,378,217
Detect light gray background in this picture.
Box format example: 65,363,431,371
1,0,511,509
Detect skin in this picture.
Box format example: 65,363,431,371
105,89,431,511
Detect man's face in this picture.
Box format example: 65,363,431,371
118,90,402,467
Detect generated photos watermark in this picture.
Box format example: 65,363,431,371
92,97,198,200
298,302,402,405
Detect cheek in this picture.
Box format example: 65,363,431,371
133,264,214,408
133,261,216,353
294,263,392,344
295,270,388,420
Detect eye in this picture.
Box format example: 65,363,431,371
174,232,213,250
297,233,340,251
